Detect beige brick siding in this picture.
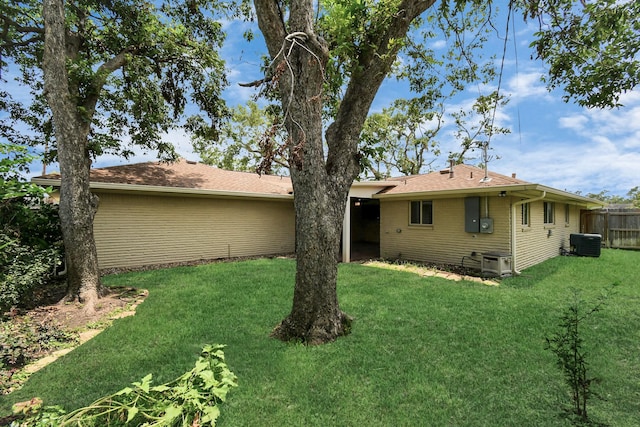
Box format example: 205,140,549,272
380,196,511,266
93,192,294,269
514,201,580,271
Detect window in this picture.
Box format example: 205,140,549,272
544,202,555,224
565,204,570,224
521,202,530,226
410,200,433,225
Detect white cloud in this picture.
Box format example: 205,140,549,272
492,123,639,196
505,71,549,100
431,40,447,50
558,114,588,132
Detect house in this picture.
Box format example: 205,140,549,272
374,164,603,273
35,160,296,269
33,160,603,274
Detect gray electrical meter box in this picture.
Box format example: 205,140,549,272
480,217,493,233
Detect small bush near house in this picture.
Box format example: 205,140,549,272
1,144,64,315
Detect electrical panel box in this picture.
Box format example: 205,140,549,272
479,217,493,234
465,197,480,232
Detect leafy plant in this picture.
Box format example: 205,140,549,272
0,235,62,314
545,285,615,425
12,344,237,426
0,143,63,315
1,318,78,394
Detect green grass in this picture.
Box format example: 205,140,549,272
1,250,639,426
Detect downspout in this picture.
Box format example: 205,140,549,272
511,191,546,275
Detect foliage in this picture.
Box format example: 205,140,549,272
0,145,49,201
360,97,443,179
193,101,288,175
584,187,640,208
0,318,78,395
0,236,60,314
449,90,510,165
0,0,231,161
11,344,237,426
522,0,640,108
0,143,63,314
545,285,615,425
360,90,510,178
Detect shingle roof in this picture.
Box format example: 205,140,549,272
35,161,600,207
381,164,530,195
39,158,293,195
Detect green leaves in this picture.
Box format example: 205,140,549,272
360,96,444,178
13,344,238,426
522,0,640,108
1,0,229,161
193,101,287,175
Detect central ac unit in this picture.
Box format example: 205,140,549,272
481,252,511,277
570,233,602,257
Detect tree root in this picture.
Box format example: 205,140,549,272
271,310,353,345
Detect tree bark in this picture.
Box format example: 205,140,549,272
253,0,348,344
254,0,433,344
43,0,104,313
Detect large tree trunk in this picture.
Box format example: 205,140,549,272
43,0,104,313
271,177,353,344
255,0,434,344
255,0,352,344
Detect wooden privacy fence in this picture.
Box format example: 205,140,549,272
581,210,640,250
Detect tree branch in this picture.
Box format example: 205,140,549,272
0,33,43,49
1,12,44,49
325,0,436,175
253,0,288,59
238,76,273,87
82,47,136,115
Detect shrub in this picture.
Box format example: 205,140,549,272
0,234,61,314
0,317,78,394
1,197,63,315
545,285,615,425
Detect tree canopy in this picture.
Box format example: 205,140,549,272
1,0,231,310
1,0,229,161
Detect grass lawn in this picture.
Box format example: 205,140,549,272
1,249,639,426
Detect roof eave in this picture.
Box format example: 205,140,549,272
374,183,605,208
31,178,294,201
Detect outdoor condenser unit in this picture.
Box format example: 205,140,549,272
570,233,602,257
481,252,512,277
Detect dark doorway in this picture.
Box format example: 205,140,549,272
350,198,380,260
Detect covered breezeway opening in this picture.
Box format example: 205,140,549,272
340,197,380,262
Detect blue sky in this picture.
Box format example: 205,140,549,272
9,6,640,198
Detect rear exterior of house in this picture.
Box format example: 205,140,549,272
93,191,294,269
375,164,602,273
34,159,296,271
34,161,601,273
380,196,512,267
379,196,583,272
514,200,581,270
